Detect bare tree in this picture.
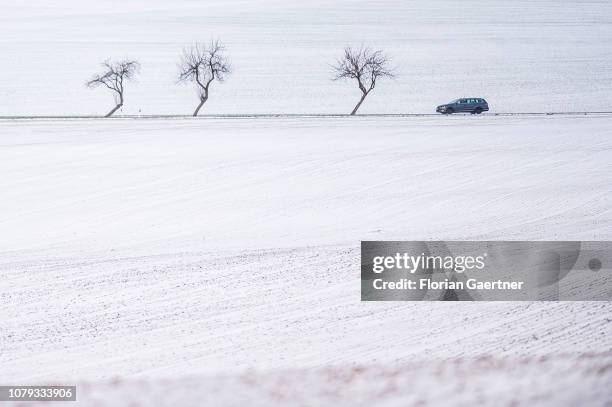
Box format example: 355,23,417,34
86,59,140,117
178,40,231,116
332,46,394,115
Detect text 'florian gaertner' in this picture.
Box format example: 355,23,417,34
370,252,525,291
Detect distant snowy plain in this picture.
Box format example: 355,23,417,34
1,0,612,116
1,116,611,406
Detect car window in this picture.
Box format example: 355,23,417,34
459,99,466,104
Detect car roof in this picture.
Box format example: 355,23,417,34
451,98,487,102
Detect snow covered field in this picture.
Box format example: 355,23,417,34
2,0,612,405
2,0,612,116
1,115,611,405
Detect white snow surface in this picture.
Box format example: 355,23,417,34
1,116,611,406
15,354,612,407
1,0,612,116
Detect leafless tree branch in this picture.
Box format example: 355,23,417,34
178,40,231,116
86,59,140,117
332,46,394,115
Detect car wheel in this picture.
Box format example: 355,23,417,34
446,108,454,115
474,107,483,114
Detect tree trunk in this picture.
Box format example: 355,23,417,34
193,94,209,117
350,92,368,115
105,103,122,118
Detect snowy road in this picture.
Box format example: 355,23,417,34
1,116,611,404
